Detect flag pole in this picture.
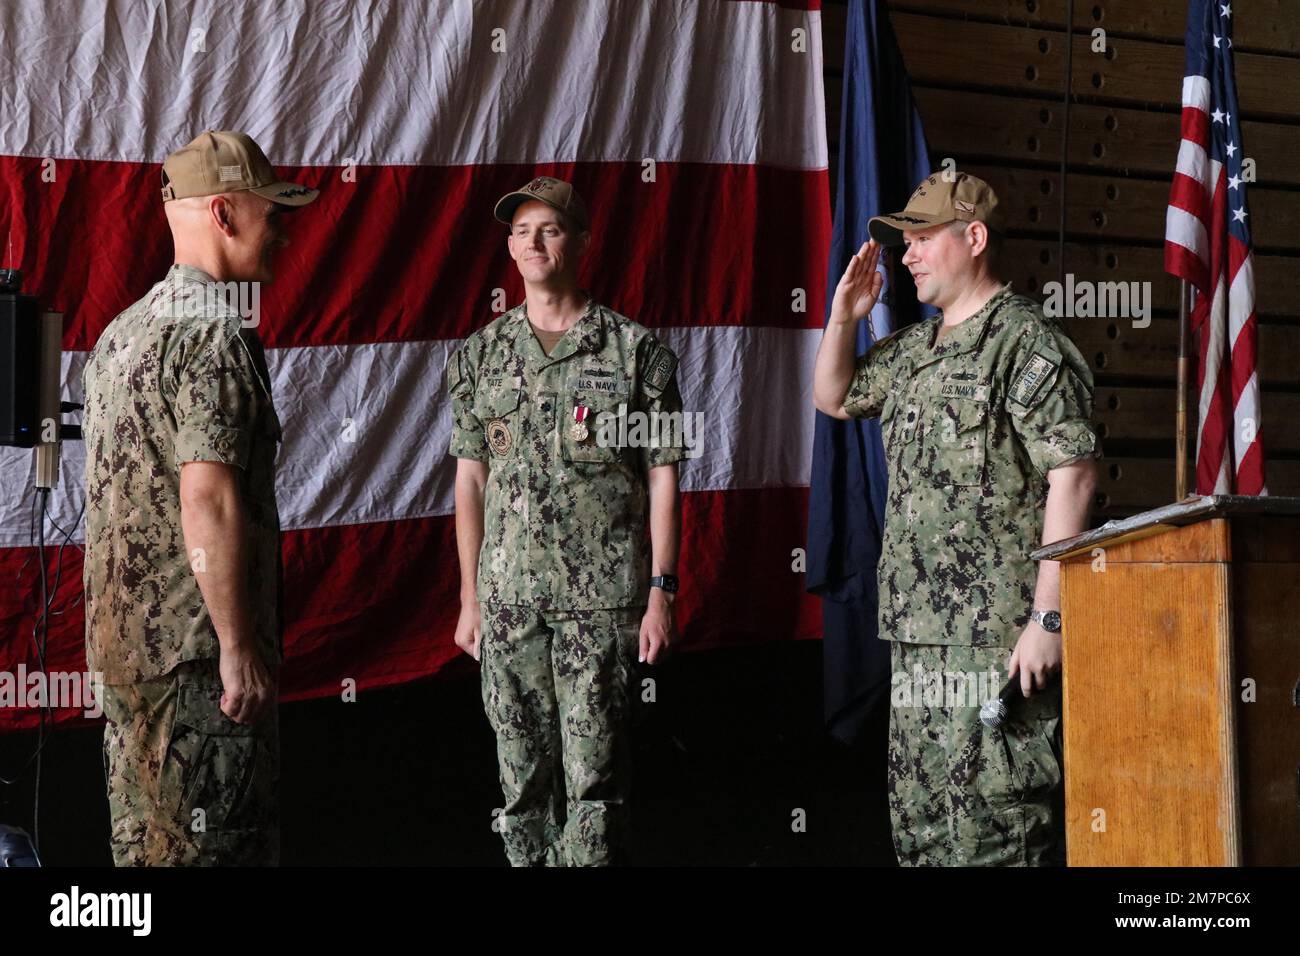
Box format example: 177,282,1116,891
1176,279,1190,499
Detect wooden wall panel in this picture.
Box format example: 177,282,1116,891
885,13,1300,120
883,0,1300,56
912,88,1300,187
1063,316,1300,388
1002,241,1300,318
1094,386,1300,452
821,1,1300,514
963,164,1300,251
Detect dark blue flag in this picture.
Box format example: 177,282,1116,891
807,0,934,745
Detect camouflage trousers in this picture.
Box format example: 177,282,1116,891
887,641,1065,866
480,602,641,866
101,657,279,866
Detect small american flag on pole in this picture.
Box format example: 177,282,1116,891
1164,0,1266,496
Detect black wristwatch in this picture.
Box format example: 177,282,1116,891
650,575,679,594
1030,609,1062,633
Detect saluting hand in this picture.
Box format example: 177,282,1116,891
829,240,884,328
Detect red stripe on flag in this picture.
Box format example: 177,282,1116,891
1164,239,1209,291
1168,170,1211,223
1178,105,1211,150
1196,357,1231,494
0,486,821,732
1235,430,1266,496
0,157,831,351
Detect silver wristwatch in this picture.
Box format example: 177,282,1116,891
1030,609,1062,633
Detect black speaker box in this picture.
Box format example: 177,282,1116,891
0,293,41,447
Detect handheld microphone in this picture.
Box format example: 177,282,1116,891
979,673,1058,730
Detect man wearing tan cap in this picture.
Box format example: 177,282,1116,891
82,130,317,865
446,176,687,865
813,171,1100,866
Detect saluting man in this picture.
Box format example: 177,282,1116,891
446,176,686,866
813,172,1100,866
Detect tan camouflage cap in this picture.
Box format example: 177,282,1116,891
868,171,1005,246
160,130,318,207
494,176,590,231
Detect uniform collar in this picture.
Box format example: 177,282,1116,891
507,294,604,365
166,263,218,286
920,282,1014,364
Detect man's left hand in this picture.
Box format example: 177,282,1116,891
639,589,676,665
1007,621,1061,697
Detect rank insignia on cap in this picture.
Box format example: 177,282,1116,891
1009,351,1060,408
487,419,512,455
954,200,976,213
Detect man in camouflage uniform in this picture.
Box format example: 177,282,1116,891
813,173,1100,865
447,177,686,866
82,131,317,865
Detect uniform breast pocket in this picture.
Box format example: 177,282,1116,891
476,380,524,461
924,396,989,487
561,390,623,465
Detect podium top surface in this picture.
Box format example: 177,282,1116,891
1031,495,1300,561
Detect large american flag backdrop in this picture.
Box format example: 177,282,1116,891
0,0,831,730
1164,0,1266,496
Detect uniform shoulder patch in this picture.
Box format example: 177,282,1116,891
1008,344,1062,409
445,348,464,394
644,341,678,394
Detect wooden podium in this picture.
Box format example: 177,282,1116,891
1033,496,1300,866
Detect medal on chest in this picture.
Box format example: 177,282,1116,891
569,402,590,441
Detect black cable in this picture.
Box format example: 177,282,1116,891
0,488,82,791
1059,0,1075,293
32,488,49,855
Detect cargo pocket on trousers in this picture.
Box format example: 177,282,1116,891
169,670,263,835
989,713,1063,811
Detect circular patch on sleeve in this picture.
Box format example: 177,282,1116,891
487,419,512,455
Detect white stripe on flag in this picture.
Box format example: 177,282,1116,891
0,326,821,546
1165,205,1208,262
1174,138,1209,187
0,0,827,170
1181,75,1212,112
1227,253,1255,340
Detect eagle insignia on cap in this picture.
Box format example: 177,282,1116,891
526,177,549,193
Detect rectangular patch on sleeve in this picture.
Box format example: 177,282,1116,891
445,350,463,392
1008,352,1059,408
645,344,677,393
